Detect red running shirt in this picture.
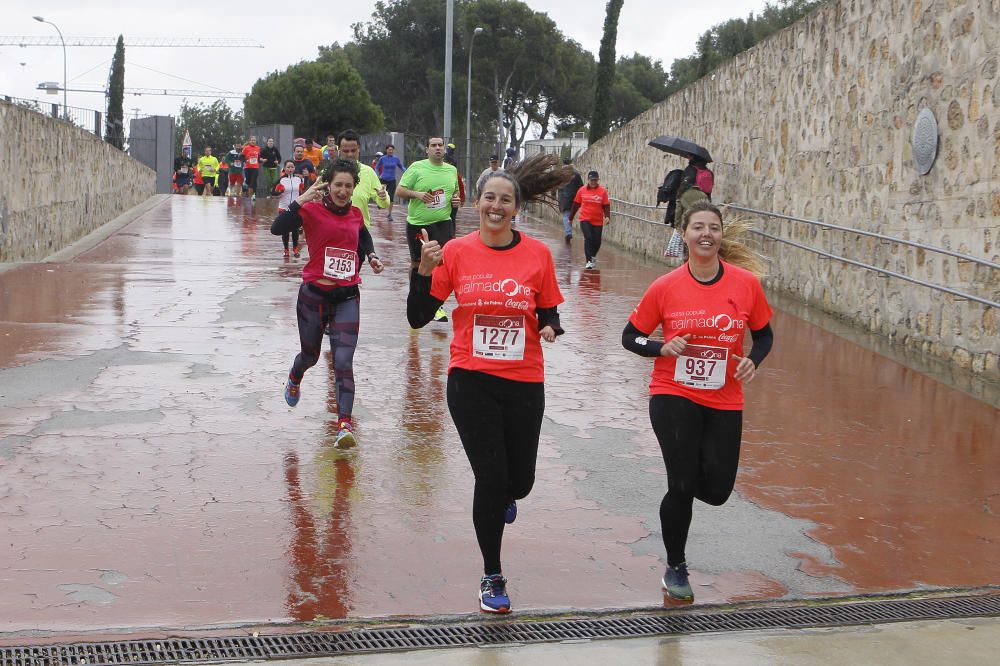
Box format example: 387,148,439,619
430,231,563,383
241,144,261,168
298,202,365,288
573,185,609,225
629,261,772,410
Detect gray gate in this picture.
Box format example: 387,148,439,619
128,116,175,194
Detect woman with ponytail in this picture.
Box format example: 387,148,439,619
407,153,573,614
621,199,774,603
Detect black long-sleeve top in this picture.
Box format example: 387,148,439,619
621,321,773,368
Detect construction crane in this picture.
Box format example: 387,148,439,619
37,83,246,99
0,36,262,48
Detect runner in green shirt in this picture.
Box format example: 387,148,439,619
334,130,388,228
197,146,220,197
397,136,462,322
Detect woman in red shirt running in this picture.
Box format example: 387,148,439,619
407,154,572,614
270,160,384,448
622,199,774,603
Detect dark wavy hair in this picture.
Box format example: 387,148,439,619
477,153,574,208
320,159,360,186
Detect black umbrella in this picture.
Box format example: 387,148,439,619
648,135,713,163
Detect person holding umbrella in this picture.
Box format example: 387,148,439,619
674,156,714,228
646,135,716,234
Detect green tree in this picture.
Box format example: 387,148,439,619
342,0,594,148
175,99,244,155
244,59,382,139
617,53,668,104
589,0,625,146
665,0,822,96
105,35,125,149
342,0,451,135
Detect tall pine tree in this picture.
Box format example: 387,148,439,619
589,0,624,146
105,35,125,150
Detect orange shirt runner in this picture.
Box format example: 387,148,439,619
430,231,563,383
629,260,772,410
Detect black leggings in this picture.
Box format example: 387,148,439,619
580,221,603,261
649,394,742,567
447,368,544,575
245,168,259,192
290,283,360,418
281,228,300,249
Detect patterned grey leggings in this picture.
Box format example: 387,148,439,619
290,283,360,418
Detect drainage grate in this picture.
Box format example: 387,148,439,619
3,593,999,665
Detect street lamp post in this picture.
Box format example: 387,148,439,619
465,27,483,203
443,0,454,140
33,16,66,119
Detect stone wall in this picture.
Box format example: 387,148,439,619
574,0,999,378
0,101,155,262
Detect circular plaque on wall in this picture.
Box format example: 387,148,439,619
912,108,938,175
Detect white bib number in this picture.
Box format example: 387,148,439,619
674,344,728,390
426,188,447,210
473,315,525,361
324,247,357,280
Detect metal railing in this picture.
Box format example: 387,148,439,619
608,197,999,309
3,94,104,138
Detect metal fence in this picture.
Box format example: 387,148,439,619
2,95,104,138
608,195,999,309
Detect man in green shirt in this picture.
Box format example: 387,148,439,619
197,146,220,197
334,129,389,228
397,136,461,322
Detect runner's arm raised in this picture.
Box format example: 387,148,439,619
406,274,444,329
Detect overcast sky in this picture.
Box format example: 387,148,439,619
2,0,777,125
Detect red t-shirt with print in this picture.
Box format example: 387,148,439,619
573,185,609,225
430,231,563,383
241,144,261,169
629,261,772,410
298,202,365,288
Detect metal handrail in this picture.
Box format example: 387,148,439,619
754,230,999,309
605,197,999,309
610,196,660,211
727,203,1000,271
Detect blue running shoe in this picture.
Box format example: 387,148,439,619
662,562,694,602
479,574,511,613
504,499,517,524
334,420,357,449
284,377,300,407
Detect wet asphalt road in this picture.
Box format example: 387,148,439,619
0,194,997,635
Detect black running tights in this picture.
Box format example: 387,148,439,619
447,368,544,575
580,220,603,261
281,228,300,249
649,394,742,567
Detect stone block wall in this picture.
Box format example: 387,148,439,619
0,101,155,262
574,0,999,378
